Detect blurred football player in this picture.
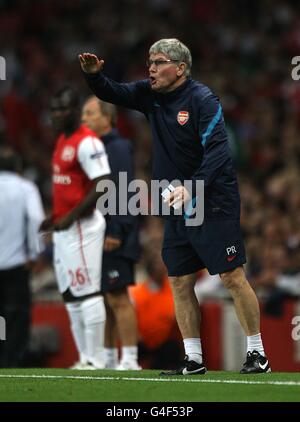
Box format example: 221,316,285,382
40,87,111,369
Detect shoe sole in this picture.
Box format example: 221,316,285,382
160,368,207,376
240,367,272,374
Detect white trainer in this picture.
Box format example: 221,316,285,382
116,361,142,370
70,361,105,370
69,361,87,370
88,359,105,370
105,361,119,369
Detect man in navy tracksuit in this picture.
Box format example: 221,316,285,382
79,38,270,374
82,97,140,370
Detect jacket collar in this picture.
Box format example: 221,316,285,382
156,77,192,101
101,128,118,144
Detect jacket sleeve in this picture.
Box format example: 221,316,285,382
191,94,230,196
83,71,149,113
105,142,136,241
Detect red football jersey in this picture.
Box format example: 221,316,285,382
52,125,110,222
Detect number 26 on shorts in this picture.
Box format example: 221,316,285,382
69,268,87,287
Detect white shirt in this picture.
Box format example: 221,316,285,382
0,171,45,270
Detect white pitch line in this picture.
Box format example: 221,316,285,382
0,374,299,387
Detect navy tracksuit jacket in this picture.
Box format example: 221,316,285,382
102,129,139,261
85,72,241,221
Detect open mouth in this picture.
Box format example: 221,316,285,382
149,76,157,86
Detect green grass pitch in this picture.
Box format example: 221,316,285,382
0,368,299,402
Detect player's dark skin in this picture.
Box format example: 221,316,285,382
40,93,108,232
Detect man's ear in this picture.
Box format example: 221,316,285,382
177,62,186,77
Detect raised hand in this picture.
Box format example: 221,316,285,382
78,53,104,74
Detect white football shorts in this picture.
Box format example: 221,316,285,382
53,209,105,297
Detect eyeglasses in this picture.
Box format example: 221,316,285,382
146,59,179,68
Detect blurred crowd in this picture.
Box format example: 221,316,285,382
1,0,300,306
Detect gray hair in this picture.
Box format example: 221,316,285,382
149,38,192,77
